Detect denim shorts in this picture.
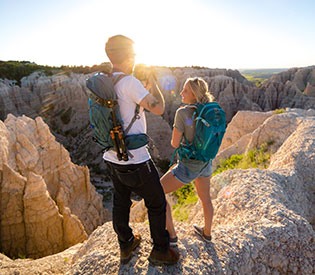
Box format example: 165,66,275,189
171,158,212,184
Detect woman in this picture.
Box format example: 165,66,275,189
161,77,214,245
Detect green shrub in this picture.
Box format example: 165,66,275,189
172,184,198,221
173,184,197,205
173,203,193,221
212,154,243,176
273,108,286,114
213,141,273,176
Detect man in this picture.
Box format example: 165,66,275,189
104,35,179,265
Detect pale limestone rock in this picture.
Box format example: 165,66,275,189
1,164,27,258
23,172,65,258
246,110,301,151
130,200,147,223
304,82,315,96
261,66,315,110
220,110,273,151
193,110,315,274
0,120,10,167
214,108,310,169
0,109,314,274
0,115,108,259
146,112,173,160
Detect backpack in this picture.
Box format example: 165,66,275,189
174,102,226,163
86,72,149,161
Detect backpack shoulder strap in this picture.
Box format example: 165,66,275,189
124,104,140,135
169,104,197,166
111,73,127,85
110,73,141,135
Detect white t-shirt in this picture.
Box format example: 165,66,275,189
103,72,151,164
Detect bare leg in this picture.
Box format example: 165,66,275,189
194,176,213,237
165,201,176,238
160,170,184,238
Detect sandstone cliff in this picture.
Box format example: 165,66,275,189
0,109,313,274
0,115,108,259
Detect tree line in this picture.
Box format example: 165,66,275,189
0,61,112,85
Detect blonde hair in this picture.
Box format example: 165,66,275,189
185,77,214,103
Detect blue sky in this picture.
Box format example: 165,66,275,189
0,0,314,69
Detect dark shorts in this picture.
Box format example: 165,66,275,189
171,158,212,184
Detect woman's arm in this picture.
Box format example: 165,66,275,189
171,127,183,148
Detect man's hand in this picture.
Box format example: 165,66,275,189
139,79,165,115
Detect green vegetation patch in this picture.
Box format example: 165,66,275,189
273,108,286,114
172,184,198,221
213,141,273,176
242,74,265,87
241,68,288,87
0,61,57,85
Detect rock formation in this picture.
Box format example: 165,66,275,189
0,108,313,274
0,115,108,259
1,66,315,179
214,108,315,170
0,72,89,134
254,66,315,111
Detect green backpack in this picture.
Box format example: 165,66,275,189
174,102,226,163
86,72,149,161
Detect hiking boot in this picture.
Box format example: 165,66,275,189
169,236,178,247
120,234,141,264
193,224,212,243
148,246,180,266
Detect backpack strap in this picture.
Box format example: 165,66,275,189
169,134,190,166
169,104,195,166
112,73,127,85
195,104,211,127
124,105,140,135
111,73,141,135
169,147,179,166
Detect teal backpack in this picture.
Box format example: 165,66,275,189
174,102,226,163
86,72,149,161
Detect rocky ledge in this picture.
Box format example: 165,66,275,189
0,109,314,274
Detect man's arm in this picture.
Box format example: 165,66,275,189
139,76,165,115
